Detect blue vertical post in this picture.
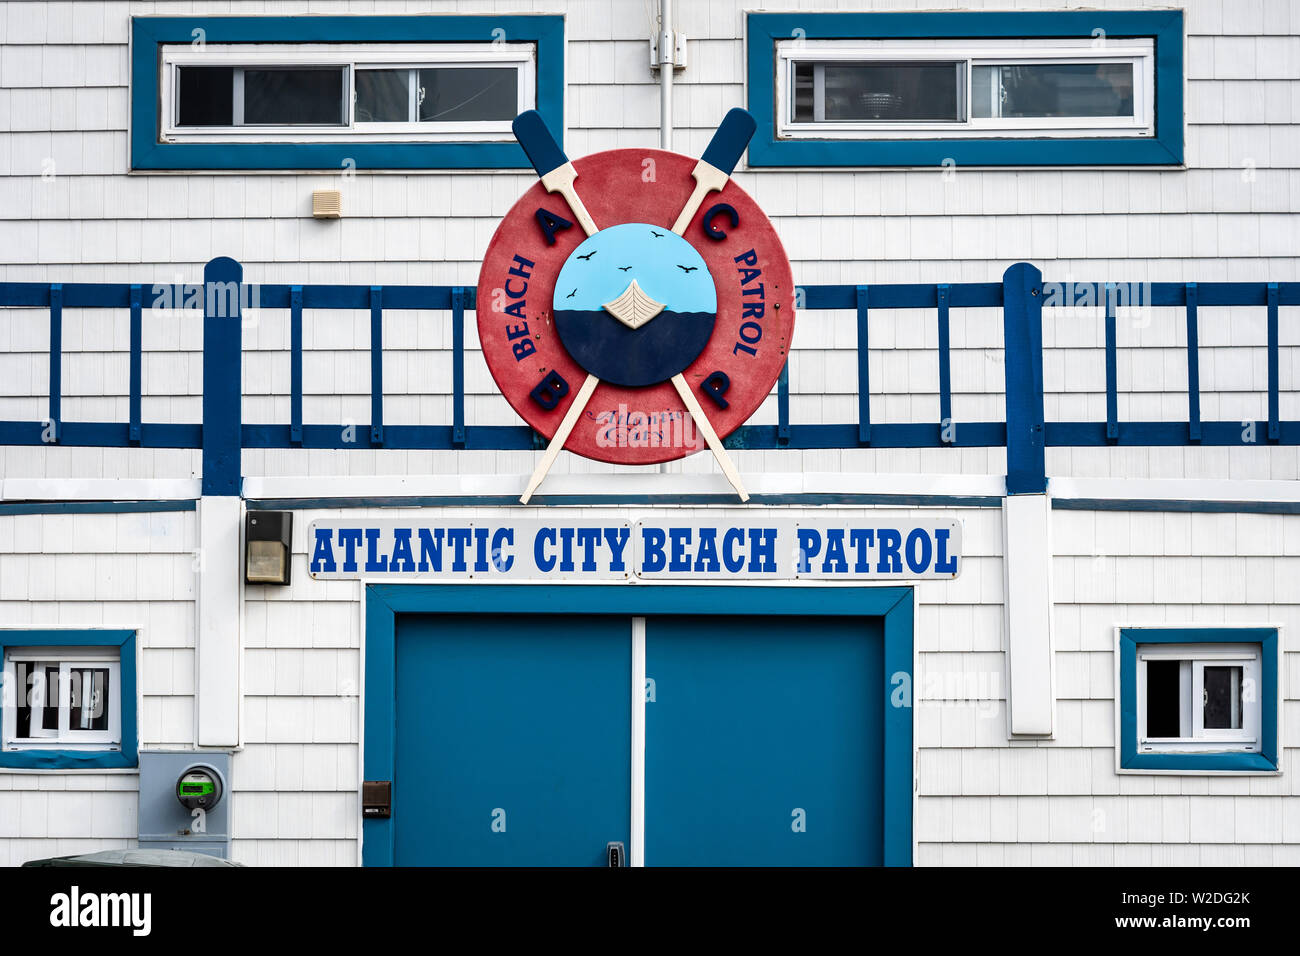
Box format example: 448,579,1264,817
370,286,384,445
201,257,243,496
1267,282,1279,442
290,286,303,445
777,359,790,444
452,287,466,447
129,284,142,444
937,283,952,443
1002,263,1046,494
856,284,870,444
48,284,62,442
1185,282,1201,443
1104,282,1118,442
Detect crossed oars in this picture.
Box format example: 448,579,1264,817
512,108,757,505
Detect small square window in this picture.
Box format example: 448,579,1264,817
3,647,122,752
1137,644,1260,753
1116,627,1280,774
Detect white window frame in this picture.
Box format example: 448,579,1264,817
2,647,122,752
1136,643,1261,754
776,37,1154,140
160,42,536,144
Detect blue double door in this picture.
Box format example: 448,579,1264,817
393,611,883,866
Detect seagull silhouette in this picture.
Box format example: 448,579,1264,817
566,289,577,298
650,230,664,238
676,265,698,273
576,250,596,261
618,266,632,272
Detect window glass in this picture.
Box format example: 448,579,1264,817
69,668,111,733
356,68,410,122
1144,658,1181,738
177,66,234,126
972,62,1134,119
792,61,963,123
1202,665,1243,731
244,68,346,125
418,67,517,122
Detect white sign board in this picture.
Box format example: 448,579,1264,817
307,518,961,582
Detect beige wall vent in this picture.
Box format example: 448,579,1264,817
312,190,342,219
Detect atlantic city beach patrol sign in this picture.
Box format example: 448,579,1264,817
309,108,963,582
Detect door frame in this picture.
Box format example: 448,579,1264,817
361,584,915,867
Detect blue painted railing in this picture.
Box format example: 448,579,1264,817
1,258,1297,497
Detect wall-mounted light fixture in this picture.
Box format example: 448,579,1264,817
246,511,293,585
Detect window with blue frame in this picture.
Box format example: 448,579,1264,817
746,10,1183,167
0,630,138,770
1116,627,1280,774
131,16,564,170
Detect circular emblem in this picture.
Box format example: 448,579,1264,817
477,147,794,466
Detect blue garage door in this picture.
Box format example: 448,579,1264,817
645,614,882,866
390,610,884,866
393,614,632,866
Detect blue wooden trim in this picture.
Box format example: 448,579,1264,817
1046,421,1300,446
0,500,195,516
201,258,243,496
452,287,467,447
777,360,790,444
129,16,564,171
1003,263,1046,494
1052,497,1300,516
249,492,1004,511
0,629,138,770
937,284,952,440
128,285,142,444
362,584,915,867
290,286,303,445
0,422,201,448
370,286,384,446
1118,627,1278,772
1267,283,1280,442
1185,283,1201,443
1104,283,1119,442
856,285,871,444
746,10,1183,168
48,284,62,442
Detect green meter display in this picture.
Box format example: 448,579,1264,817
176,767,224,812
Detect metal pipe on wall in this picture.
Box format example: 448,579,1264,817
659,0,673,150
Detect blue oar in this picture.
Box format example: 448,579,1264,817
512,110,599,237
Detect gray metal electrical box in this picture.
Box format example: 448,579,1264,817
138,751,232,859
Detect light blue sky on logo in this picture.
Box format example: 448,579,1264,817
554,222,717,315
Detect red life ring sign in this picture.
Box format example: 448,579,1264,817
477,123,794,474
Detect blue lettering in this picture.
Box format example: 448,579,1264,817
447,528,472,572
934,528,958,574
641,527,667,573
491,527,514,572
696,527,720,573
364,528,388,573
849,529,874,573
338,528,363,573
558,527,575,572
576,528,602,572
390,528,415,573
535,528,556,572
722,528,746,573
669,527,692,572
748,527,777,573
796,528,821,574
823,528,849,574
905,529,932,574
417,528,444,572
310,528,336,573
604,527,629,571
474,528,490,572
876,529,902,574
